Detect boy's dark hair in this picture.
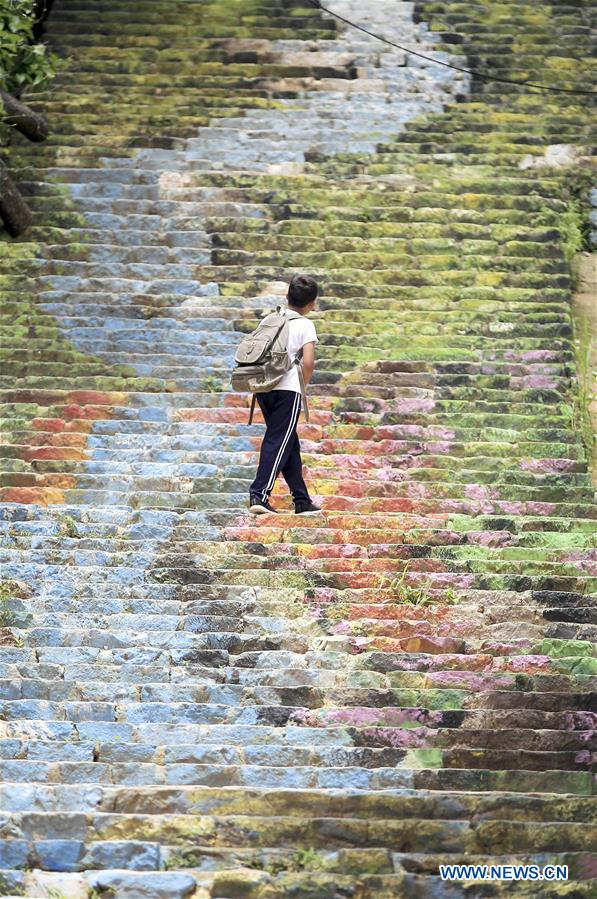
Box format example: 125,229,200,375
287,274,318,308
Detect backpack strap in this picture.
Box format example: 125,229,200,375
275,306,311,423
288,311,311,423
248,393,257,425
295,359,309,423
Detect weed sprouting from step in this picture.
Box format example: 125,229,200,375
0,578,31,634
201,375,223,392
47,888,69,899
88,888,116,899
378,562,464,607
291,847,327,872
559,202,585,291
244,847,327,875
163,849,202,870
56,512,80,538
0,879,24,897
0,593,17,629
571,312,596,473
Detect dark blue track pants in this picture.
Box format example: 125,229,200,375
249,390,310,504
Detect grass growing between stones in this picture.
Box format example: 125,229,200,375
378,563,464,607
571,313,596,475
0,593,18,629
0,578,30,645
56,512,80,538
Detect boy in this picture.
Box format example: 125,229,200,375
248,274,322,515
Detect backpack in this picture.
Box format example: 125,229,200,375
231,305,310,424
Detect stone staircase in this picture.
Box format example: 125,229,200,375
0,0,595,896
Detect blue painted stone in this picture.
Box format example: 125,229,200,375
99,744,157,763
111,648,166,665
87,871,197,898
0,682,21,700
33,840,85,871
0,738,23,758
0,839,28,868
76,722,133,742
28,742,94,762
83,840,160,870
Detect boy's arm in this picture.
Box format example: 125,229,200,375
301,341,316,386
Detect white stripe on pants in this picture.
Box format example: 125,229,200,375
261,392,301,502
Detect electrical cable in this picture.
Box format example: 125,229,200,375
307,0,597,97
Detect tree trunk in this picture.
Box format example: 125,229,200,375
32,0,57,39
0,159,33,236
1,90,49,142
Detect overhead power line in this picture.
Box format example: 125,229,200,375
307,0,597,97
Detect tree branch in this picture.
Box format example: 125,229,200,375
0,159,33,236
1,90,49,142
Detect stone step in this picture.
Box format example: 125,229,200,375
0,813,591,866
3,545,595,579
3,470,593,502
2,456,590,483
8,606,595,641
3,703,594,763
2,675,594,726
0,845,592,882
5,522,595,550
7,585,597,623
0,868,202,899
3,481,595,517
4,431,585,465
2,420,588,450
2,502,593,531
0,748,590,791
0,868,593,899
2,648,592,684
4,550,596,584
0,377,580,406
2,782,595,823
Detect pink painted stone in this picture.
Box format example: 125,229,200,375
496,501,526,514
578,855,597,881
291,707,443,729
520,458,576,473
561,552,597,575
481,640,533,656
394,397,436,414
424,442,455,454
518,375,559,389
465,531,514,547
499,655,553,673
525,502,559,514
574,750,597,766
564,711,597,731
357,726,433,748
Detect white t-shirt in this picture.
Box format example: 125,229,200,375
272,309,318,394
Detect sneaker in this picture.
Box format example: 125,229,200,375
249,495,278,515
294,500,323,515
